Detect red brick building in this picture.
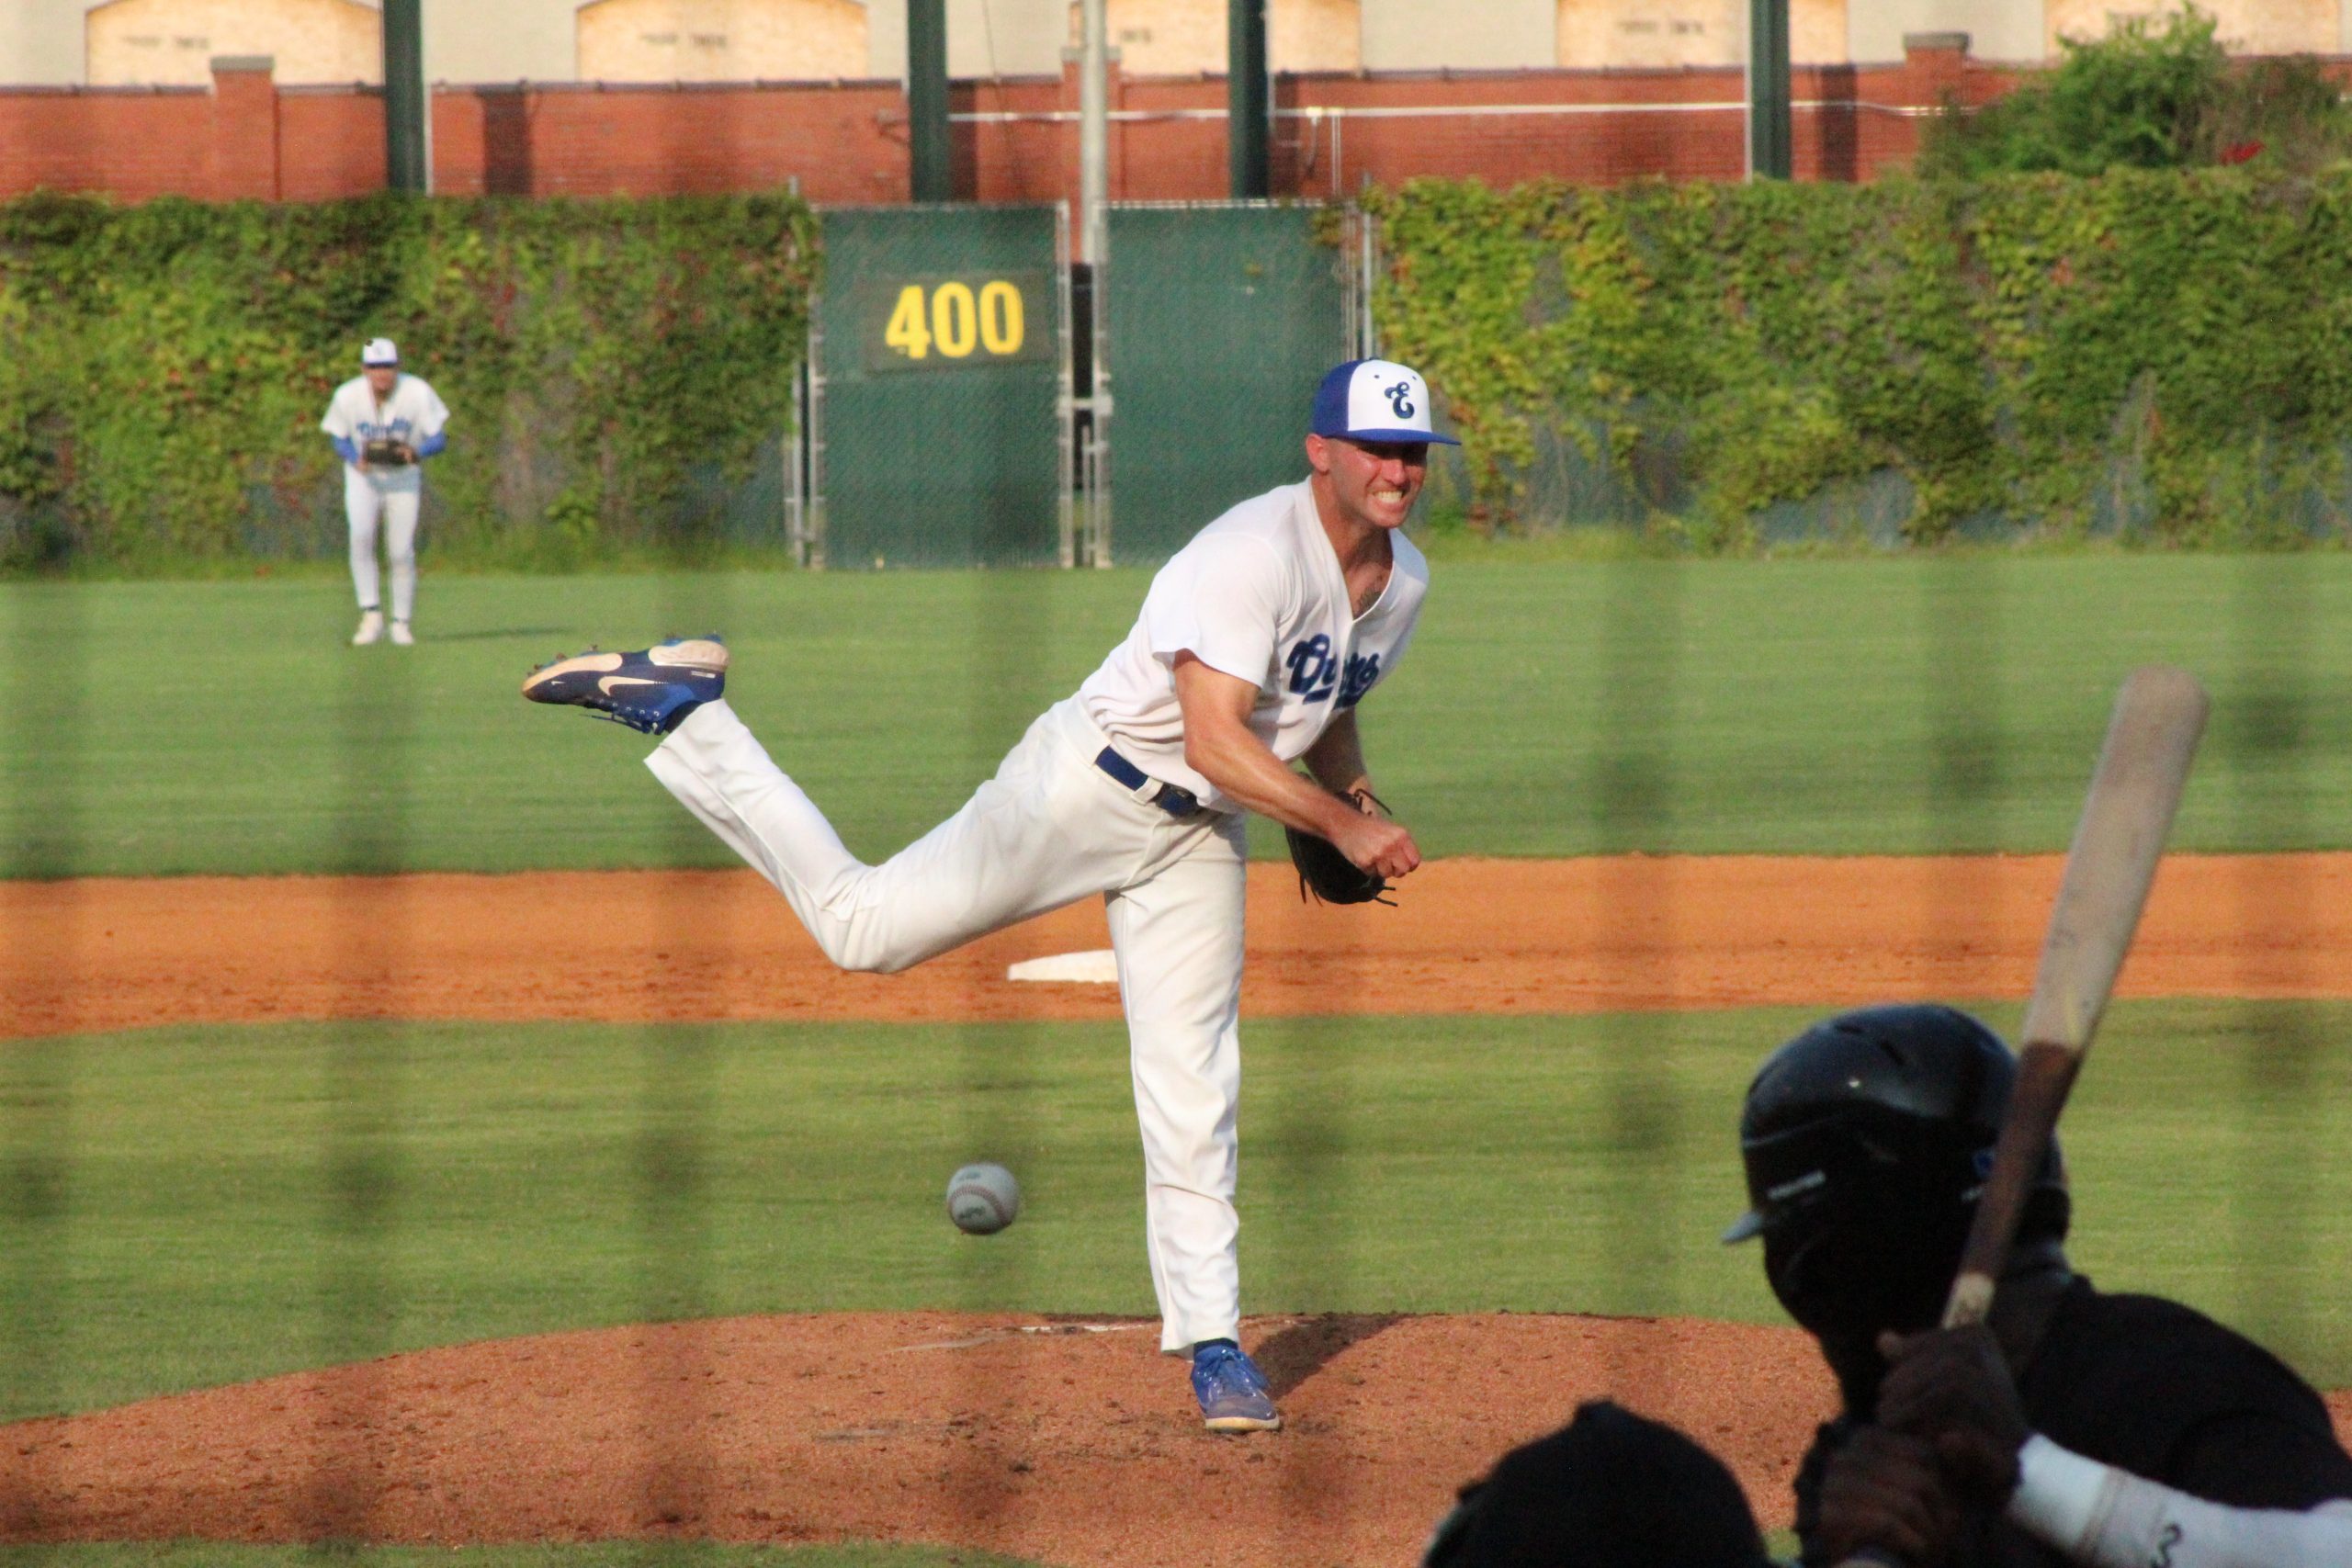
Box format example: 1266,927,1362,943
0,36,2007,204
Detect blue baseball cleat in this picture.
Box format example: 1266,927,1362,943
1191,1339,1282,1433
522,637,729,735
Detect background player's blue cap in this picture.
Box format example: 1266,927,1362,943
1310,358,1460,446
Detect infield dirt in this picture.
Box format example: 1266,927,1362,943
4,852,2349,1562
7,852,2351,1038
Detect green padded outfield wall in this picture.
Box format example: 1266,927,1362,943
817,206,1064,569
1102,205,1350,563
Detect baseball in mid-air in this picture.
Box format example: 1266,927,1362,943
945,1162,1021,1235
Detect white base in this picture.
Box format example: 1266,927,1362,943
1005,948,1120,984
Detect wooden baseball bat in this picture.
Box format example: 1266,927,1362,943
1836,664,2209,1568
1941,663,2207,1327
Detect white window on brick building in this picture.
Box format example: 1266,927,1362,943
1555,0,1847,68
85,0,379,86
1067,0,1363,76
577,0,867,83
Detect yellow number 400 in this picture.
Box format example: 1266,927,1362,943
884,280,1025,361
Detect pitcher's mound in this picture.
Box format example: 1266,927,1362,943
2,1311,1836,1565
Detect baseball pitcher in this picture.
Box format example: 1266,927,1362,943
521,358,1456,1432
322,337,448,646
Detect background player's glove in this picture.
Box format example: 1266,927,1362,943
1285,789,1397,906
361,437,414,467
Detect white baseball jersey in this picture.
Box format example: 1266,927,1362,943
321,374,449,467
1079,479,1429,812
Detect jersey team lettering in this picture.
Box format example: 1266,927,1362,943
1284,635,1384,708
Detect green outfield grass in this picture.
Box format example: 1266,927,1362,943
3,554,2350,877
4,999,2347,1426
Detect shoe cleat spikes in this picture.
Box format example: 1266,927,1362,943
520,638,728,735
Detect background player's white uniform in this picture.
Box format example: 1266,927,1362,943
648,477,1429,1354
321,367,449,637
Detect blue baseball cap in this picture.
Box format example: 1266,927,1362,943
1311,358,1460,446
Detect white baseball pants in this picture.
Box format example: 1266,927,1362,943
343,465,421,624
649,694,1250,1353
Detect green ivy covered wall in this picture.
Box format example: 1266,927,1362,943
8,170,2352,570
0,191,818,570
1370,169,2352,546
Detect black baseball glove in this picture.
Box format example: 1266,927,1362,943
361,437,414,467
1285,788,1397,906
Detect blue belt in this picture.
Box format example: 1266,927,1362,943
1094,746,1204,818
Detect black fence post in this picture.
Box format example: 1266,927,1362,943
910,0,953,201
1228,0,1269,197
383,0,428,193
1747,0,1792,180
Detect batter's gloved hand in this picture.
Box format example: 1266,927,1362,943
1874,1325,2029,1507
1813,1426,1964,1568
1286,788,1400,906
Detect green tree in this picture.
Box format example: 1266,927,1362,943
1919,6,2352,179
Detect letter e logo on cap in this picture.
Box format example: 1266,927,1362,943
1309,358,1459,446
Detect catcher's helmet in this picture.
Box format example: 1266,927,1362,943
1724,1004,2069,1347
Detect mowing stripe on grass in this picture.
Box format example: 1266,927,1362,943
1,1001,2345,1422
4,555,2351,877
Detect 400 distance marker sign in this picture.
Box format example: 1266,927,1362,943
859,273,1056,373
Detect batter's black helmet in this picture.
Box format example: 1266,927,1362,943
1724,1005,2069,1348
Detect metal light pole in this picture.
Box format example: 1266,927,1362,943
383,0,428,192
1077,0,1111,564
1080,0,1108,265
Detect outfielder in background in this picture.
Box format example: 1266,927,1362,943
1727,1005,2352,1566
522,358,1456,1432
322,337,449,647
